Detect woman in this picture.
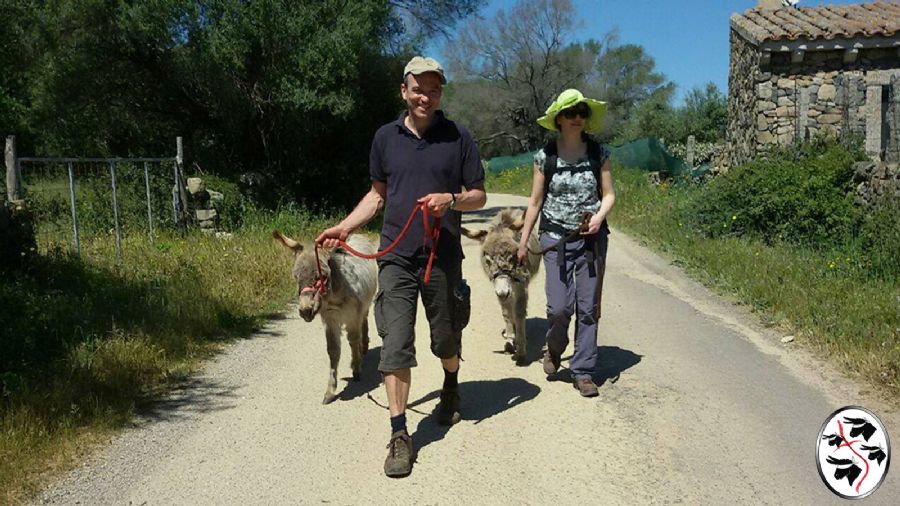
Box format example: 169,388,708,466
516,89,616,398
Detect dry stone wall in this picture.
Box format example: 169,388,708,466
726,31,900,167
725,30,760,169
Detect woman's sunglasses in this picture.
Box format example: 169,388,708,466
560,104,591,119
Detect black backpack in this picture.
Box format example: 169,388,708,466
539,139,609,236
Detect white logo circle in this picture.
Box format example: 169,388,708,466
816,406,891,499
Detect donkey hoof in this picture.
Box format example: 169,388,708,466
322,393,338,405
515,355,528,366
503,342,516,354
352,370,361,382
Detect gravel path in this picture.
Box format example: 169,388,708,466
36,193,898,505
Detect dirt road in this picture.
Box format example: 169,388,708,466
37,194,898,504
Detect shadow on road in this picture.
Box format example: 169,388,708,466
522,317,550,364
485,317,549,366
555,345,642,387
340,346,383,402
408,377,541,456
138,376,241,423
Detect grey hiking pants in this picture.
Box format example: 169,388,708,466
540,230,609,380
374,253,463,372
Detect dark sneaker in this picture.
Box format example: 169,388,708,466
384,430,413,477
436,388,461,426
542,350,560,375
574,377,599,397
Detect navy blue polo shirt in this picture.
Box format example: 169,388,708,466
370,110,484,261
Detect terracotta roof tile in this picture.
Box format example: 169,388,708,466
731,1,900,44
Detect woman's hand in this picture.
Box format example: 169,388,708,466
517,242,529,264
581,213,605,235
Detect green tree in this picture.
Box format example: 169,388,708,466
591,41,668,140
618,83,679,143
444,0,601,155
3,0,483,207
680,82,727,143
0,0,40,150
618,82,727,146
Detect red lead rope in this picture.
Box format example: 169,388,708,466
310,202,441,294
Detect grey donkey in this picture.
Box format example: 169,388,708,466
273,231,378,404
462,209,540,364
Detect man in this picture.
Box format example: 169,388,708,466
316,56,486,477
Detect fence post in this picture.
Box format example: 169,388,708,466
173,136,189,228
67,162,81,255
143,161,154,242
686,135,696,168
110,161,122,259
5,135,21,201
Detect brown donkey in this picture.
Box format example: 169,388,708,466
462,209,540,364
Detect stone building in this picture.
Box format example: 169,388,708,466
725,1,900,168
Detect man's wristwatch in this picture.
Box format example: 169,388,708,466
449,192,457,210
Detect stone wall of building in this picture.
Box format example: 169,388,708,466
725,30,760,169
725,34,900,167
761,48,899,156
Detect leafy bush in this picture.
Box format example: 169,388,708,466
689,141,865,248
856,197,900,282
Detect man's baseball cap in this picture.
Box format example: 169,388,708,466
403,56,446,84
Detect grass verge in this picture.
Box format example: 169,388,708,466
0,204,335,504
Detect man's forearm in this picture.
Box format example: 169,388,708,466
340,188,384,232
451,188,486,212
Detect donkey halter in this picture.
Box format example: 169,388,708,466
299,242,329,296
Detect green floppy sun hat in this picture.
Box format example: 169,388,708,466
537,89,607,134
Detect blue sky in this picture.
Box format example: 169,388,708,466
434,0,867,103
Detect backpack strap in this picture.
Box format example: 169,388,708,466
541,140,558,205
586,139,604,195
539,141,558,236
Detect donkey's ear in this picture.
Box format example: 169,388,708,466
272,230,304,253
461,227,488,242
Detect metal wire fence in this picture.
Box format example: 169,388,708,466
18,157,181,258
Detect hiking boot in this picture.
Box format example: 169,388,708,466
542,350,560,375
573,377,599,397
384,430,413,477
436,388,461,426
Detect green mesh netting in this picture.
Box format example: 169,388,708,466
484,152,536,173
607,138,690,177
485,138,706,178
